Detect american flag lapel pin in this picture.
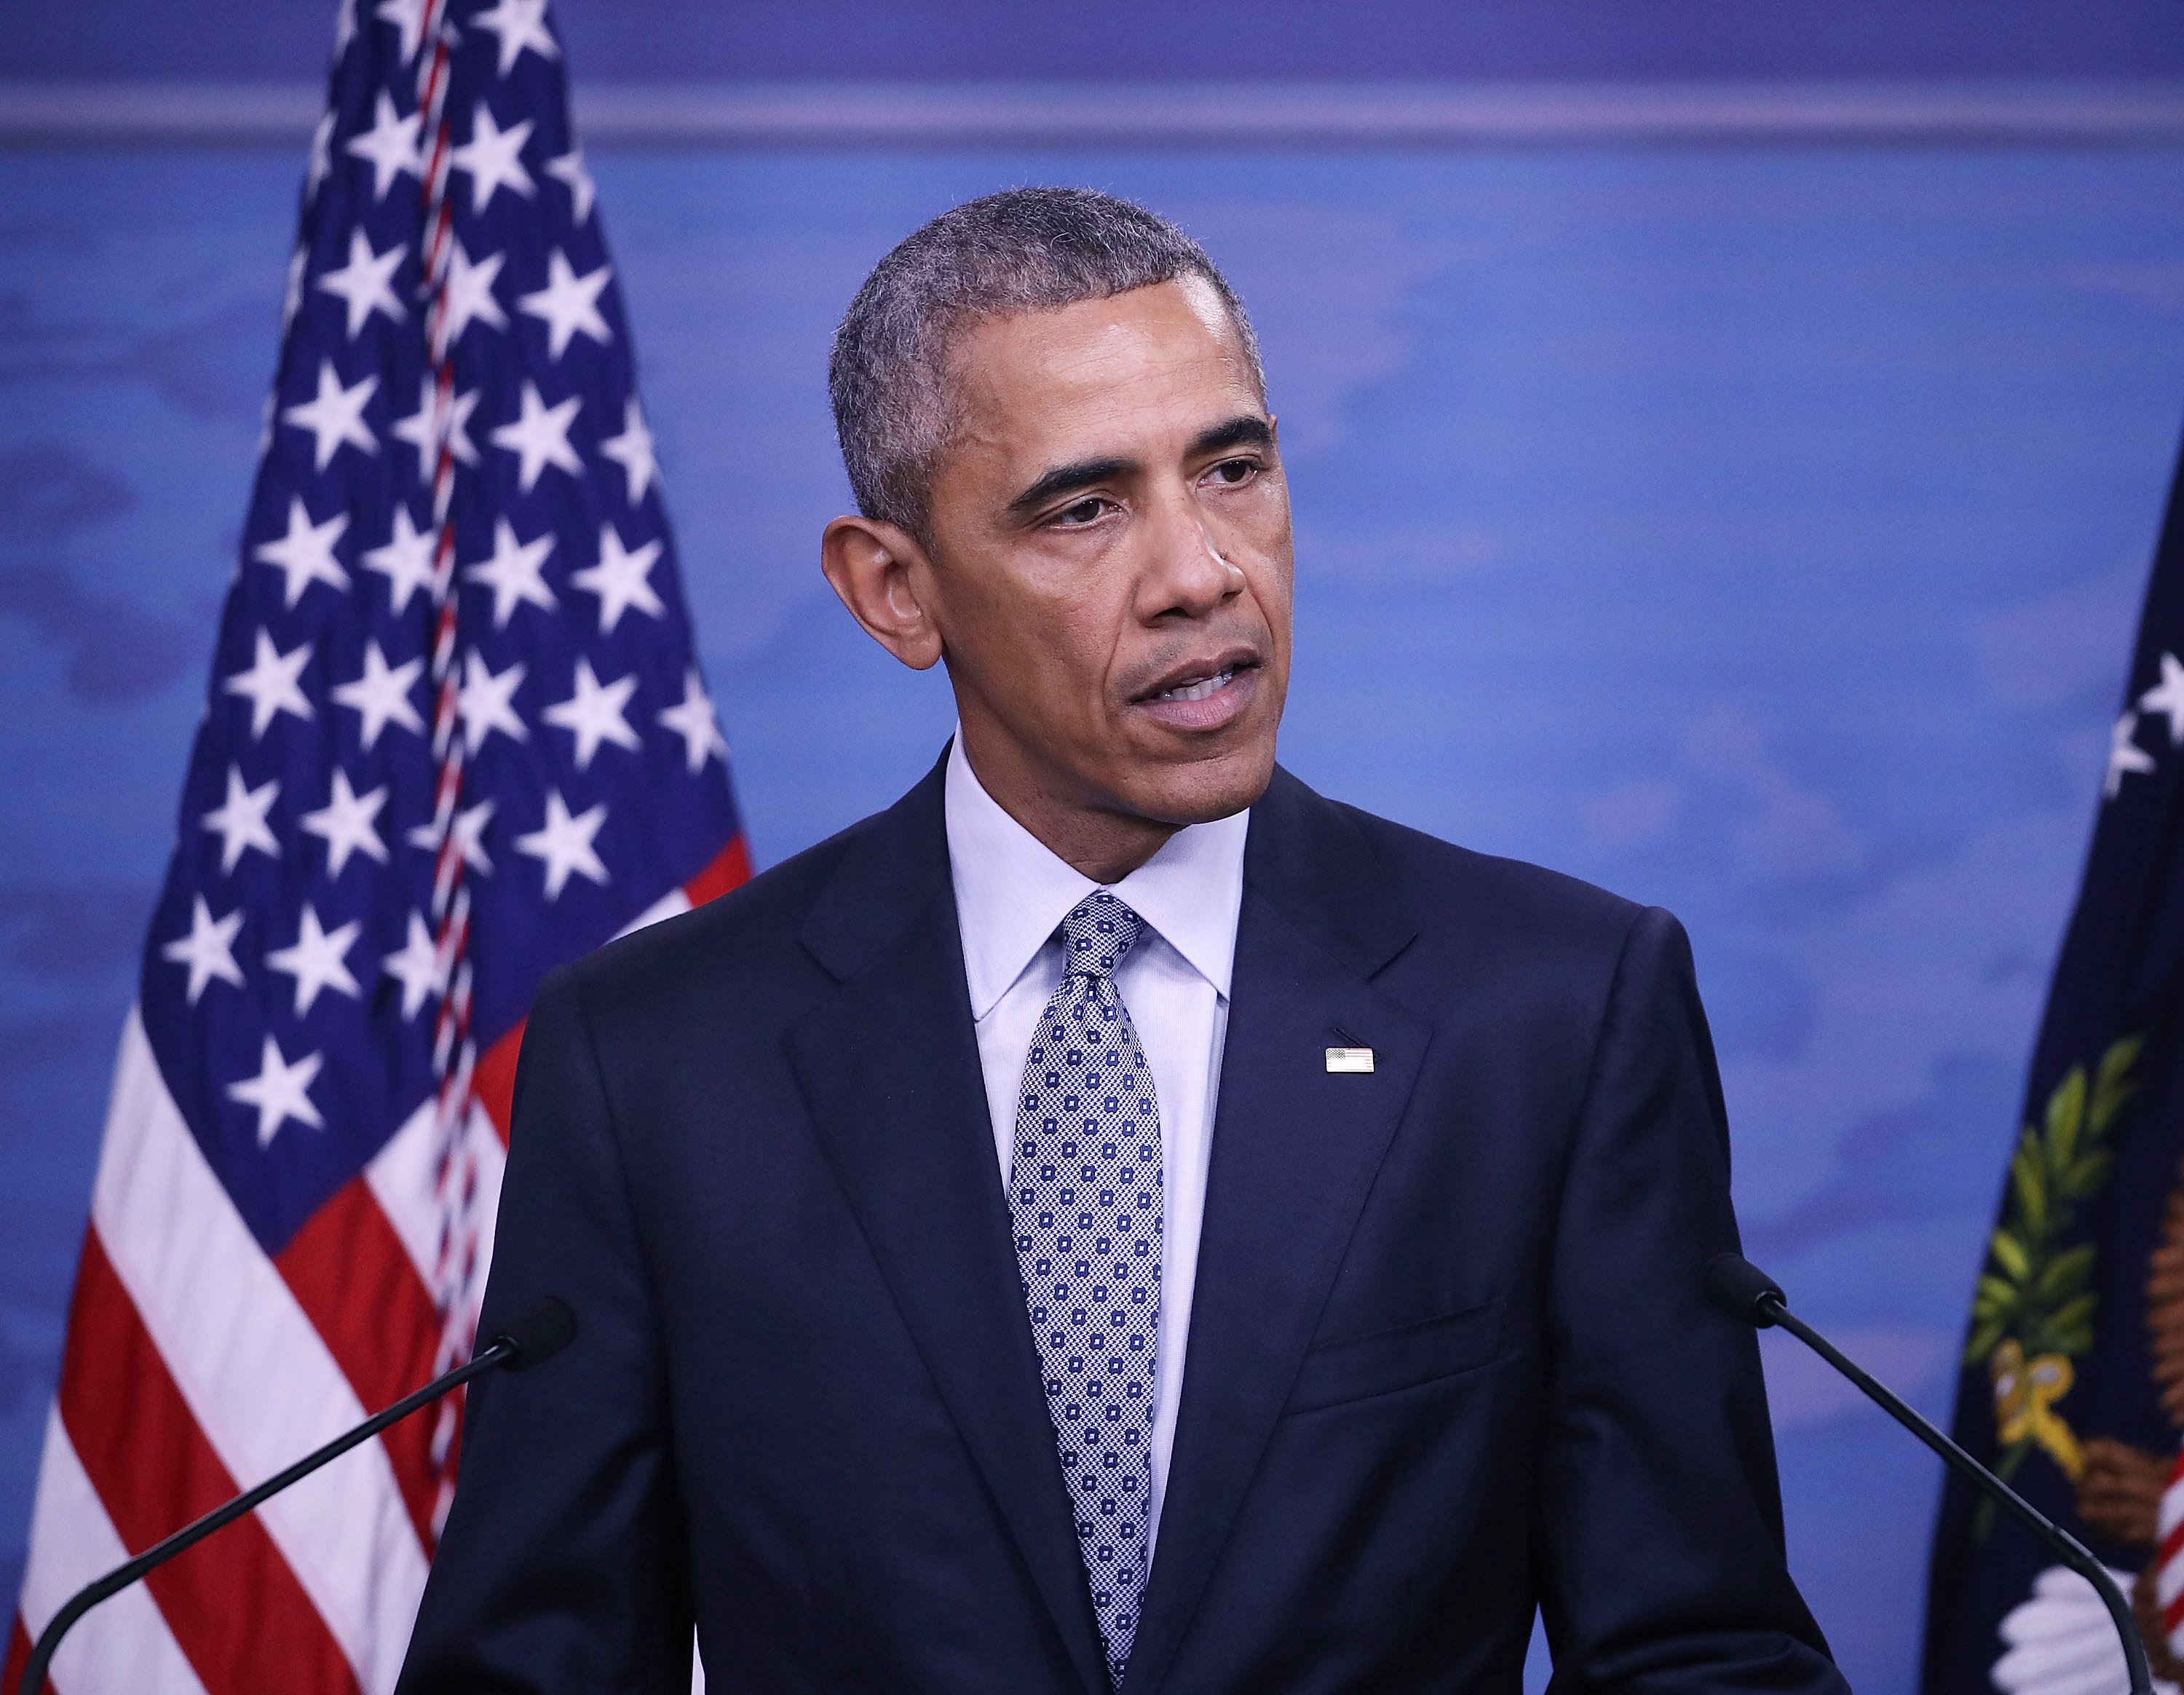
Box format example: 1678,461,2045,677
1325,1046,1374,1074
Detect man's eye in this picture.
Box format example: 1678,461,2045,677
1052,497,1109,526
1208,458,1259,486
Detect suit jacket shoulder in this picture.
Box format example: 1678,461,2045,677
1252,768,1666,1052
1329,791,1642,948
550,757,951,1040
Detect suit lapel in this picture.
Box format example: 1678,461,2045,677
1123,770,1431,1695
783,761,1108,1695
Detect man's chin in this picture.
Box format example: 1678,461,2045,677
1120,738,1278,828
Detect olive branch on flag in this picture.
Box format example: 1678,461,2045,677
1963,1034,2140,1533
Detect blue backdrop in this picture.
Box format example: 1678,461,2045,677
4,107,2184,1695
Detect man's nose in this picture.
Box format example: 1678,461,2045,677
1139,490,1243,620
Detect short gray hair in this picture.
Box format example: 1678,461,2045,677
828,186,1264,541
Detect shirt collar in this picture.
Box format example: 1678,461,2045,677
944,732,1249,1021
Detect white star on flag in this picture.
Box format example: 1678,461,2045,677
543,658,641,770
2106,711,2157,798
345,90,422,199
228,1035,327,1147
439,240,510,347
545,146,596,223
282,360,379,471
473,0,560,74
381,911,447,1021
518,250,613,360
223,632,315,738
517,790,610,899
2140,652,2184,746
490,382,582,492
201,766,281,873
316,229,407,339
360,505,440,615
391,378,481,475
451,106,535,213
267,904,365,1016
253,498,351,607
409,797,496,875
332,641,426,749
598,396,658,504
457,651,529,752
660,667,729,773
301,770,390,875
306,111,336,200
376,0,431,63
571,524,664,633
448,798,497,876
466,517,558,626
162,896,245,1003
282,246,309,333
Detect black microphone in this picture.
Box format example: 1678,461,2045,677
14,1295,577,1695
1704,1252,2153,1695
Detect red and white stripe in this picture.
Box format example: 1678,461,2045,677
10,1014,421,1694
2153,1445,2184,1650
4,839,746,1694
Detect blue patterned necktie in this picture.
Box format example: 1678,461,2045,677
1010,889,1163,1688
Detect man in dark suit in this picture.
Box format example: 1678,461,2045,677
398,188,1846,1694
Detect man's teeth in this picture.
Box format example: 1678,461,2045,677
1156,668,1236,703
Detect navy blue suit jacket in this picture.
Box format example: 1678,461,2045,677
397,757,1846,1694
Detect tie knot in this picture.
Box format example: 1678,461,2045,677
1060,890,1143,980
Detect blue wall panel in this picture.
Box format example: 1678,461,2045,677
3,143,2183,1691
7,0,2181,84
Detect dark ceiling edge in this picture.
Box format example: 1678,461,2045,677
4,79,2184,147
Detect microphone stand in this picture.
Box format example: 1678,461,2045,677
15,1295,574,1695
1705,1252,2153,1695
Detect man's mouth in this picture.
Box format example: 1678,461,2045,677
1152,665,1242,703
1136,647,1262,702
1131,650,1263,731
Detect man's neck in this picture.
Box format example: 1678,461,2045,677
955,731,1180,885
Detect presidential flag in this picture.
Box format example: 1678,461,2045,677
6,1,746,1688
1923,427,2184,1695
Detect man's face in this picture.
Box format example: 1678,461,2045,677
920,275,1291,829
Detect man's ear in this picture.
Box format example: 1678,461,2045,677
820,514,944,671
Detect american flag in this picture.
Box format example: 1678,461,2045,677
5,0,746,1688
1926,426,2184,1686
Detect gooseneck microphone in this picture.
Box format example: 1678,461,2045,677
14,1295,577,1695
1704,1252,2151,1695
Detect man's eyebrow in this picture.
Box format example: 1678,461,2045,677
1190,415,1274,456
1005,417,1273,517
1008,456,1136,517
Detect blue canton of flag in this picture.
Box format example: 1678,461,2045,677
154,0,741,1256
9,2,746,1690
